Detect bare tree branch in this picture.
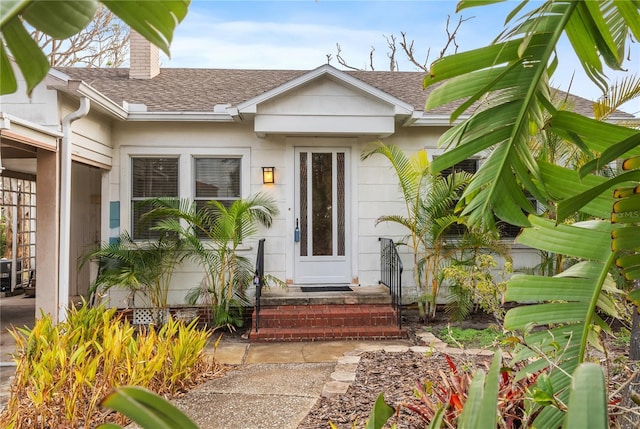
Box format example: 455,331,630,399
399,31,428,71
384,34,397,72
369,46,375,71
439,14,474,59
29,6,129,67
333,14,474,72
335,43,363,71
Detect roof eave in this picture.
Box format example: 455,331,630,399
405,112,469,127
48,78,128,120
127,111,236,122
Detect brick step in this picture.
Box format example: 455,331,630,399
249,325,407,342
252,304,399,330
250,304,405,342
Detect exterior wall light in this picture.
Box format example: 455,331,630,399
262,167,275,184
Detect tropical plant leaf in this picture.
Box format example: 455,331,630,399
1,15,50,95
557,170,640,222
563,363,608,429
538,161,616,220
99,386,199,429
424,2,574,230
592,74,640,121
21,0,98,39
516,216,614,261
365,393,395,429
457,350,501,429
1,0,190,96
503,216,618,427
102,0,190,57
615,0,640,42
0,44,17,95
0,0,25,26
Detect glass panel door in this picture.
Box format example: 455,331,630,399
294,147,350,284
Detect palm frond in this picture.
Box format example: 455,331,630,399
592,74,640,120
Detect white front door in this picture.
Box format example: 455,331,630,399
294,147,351,284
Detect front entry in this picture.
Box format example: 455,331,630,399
294,147,351,284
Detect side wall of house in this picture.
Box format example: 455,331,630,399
59,96,114,168
61,97,112,304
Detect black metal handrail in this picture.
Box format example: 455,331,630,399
253,238,266,333
379,237,403,328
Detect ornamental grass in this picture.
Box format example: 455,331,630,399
0,304,220,429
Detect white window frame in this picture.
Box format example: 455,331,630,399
121,147,251,240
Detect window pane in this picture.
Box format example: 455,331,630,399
132,158,178,198
337,152,345,256
132,201,160,240
442,158,477,237
440,158,479,176
195,158,240,199
131,157,179,239
312,152,332,256
300,152,308,257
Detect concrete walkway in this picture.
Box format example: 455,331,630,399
183,339,412,429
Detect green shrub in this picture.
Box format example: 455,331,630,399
442,254,512,322
0,303,214,428
437,325,507,349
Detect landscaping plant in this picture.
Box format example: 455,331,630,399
418,0,640,427
442,254,512,322
143,193,279,329
81,231,187,324
361,142,507,319
369,351,541,428
0,303,216,428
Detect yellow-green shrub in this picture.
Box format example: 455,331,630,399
0,304,214,429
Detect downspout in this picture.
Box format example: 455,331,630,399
59,97,90,322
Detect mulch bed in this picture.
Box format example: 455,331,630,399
298,309,496,428
297,309,634,429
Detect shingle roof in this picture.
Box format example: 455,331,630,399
56,66,617,118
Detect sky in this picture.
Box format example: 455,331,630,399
163,0,640,116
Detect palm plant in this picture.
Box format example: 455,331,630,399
143,193,278,329
81,231,186,324
421,0,640,426
362,141,507,319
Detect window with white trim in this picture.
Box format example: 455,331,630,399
194,157,241,212
131,157,179,239
127,151,247,240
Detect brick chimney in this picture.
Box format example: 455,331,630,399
129,30,159,79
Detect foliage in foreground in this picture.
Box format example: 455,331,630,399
0,304,216,428
417,0,640,427
369,350,609,429
97,386,199,429
1,0,190,96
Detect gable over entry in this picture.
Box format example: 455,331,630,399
237,65,414,137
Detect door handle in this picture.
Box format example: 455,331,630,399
294,218,300,242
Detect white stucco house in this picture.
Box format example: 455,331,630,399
2,34,628,329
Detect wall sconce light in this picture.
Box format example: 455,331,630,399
262,167,275,184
